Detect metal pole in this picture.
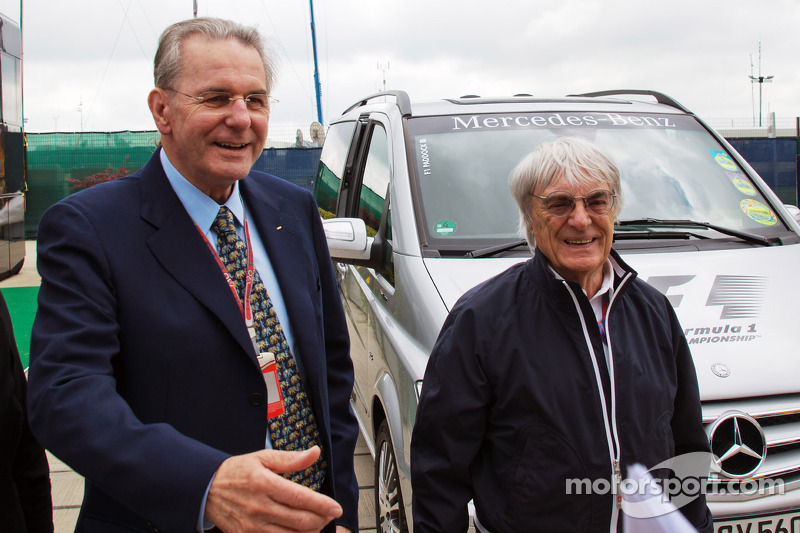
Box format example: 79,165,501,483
19,0,23,135
759,81,763,127
749,42,773,128
309,0,323,125
193,0,198,17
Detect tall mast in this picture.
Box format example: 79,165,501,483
748,41,774,127
309,0,323,125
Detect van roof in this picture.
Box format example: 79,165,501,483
337,89,693,120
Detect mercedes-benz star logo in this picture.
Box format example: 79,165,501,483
711,362,730,378
708,412,766,479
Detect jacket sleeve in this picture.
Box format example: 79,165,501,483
11,364,53,533
411,302,491,532
1,293,53,533
308,196,360,532
667,304,714,533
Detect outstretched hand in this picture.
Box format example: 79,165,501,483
205,446,343,532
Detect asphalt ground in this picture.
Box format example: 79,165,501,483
2,240,377,532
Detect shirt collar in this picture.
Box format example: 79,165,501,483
592,260,615,301
160,149,246,232
548,258,615,300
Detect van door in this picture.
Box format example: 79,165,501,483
350,121,391,419
328,118,392,422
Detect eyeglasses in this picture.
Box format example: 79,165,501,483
167,89,277,113
533,189,617,217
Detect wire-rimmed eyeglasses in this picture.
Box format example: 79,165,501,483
166,89,277,113
533,189,617,217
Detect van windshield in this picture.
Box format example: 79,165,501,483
407,112,792,252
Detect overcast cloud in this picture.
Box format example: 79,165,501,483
1,0,797,134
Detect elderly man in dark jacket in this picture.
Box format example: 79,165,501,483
411,137,713,532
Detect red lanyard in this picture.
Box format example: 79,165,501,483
196,218,256,327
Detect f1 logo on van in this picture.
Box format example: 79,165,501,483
646,275,767,319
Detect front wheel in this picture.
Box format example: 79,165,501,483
375,420,408,533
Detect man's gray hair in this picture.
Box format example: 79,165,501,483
154,17,276,94
508,137,623,248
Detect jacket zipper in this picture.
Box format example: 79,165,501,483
563,271,633,533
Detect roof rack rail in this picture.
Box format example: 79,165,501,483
569,89,692,114
342,90,412,117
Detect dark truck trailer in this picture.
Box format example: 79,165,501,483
0,12,25,280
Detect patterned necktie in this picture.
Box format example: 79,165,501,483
212,206,326,490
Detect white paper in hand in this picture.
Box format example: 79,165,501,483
623,463,697,533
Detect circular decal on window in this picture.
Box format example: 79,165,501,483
434,220,457,235
728,172,756,196
709,150,738,172
740,199,777,225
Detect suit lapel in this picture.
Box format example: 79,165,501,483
240,179,306,323
138,151,257,363
240,179,323,390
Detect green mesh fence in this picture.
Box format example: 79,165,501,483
25,131,161,237
23,130,323,239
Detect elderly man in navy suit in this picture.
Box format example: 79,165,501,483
27,17,358,533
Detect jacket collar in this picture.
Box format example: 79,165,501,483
527,247,638,303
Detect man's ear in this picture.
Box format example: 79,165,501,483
148,88,173,135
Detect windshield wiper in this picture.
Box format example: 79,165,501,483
466,239,529,258
614,229,709,241
616,218,773,246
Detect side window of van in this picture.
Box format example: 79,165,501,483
357,125,389,236
356,125,394,285
314,121,356,217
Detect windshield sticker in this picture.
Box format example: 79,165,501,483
709,150,738,172
418,138,432,176
727,172,756,196
434,220,457,236
740,199,777,225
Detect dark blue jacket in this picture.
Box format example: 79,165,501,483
411,249,712,532
27,150,359,532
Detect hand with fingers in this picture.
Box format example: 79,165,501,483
205,446,343,532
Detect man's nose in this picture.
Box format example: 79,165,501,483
568,199,593,227
225,98,252,128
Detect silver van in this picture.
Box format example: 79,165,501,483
314,90,800,532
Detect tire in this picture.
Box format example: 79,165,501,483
375,420,409,533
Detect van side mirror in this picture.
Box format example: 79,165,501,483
784,204,800,225
322,218,374,262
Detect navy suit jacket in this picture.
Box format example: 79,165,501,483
27,149,358,532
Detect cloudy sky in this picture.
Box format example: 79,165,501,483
1,0,798,136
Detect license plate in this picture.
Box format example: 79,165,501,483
715,511,800,533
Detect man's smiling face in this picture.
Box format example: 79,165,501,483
530,175,616,294
153,35,269,203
